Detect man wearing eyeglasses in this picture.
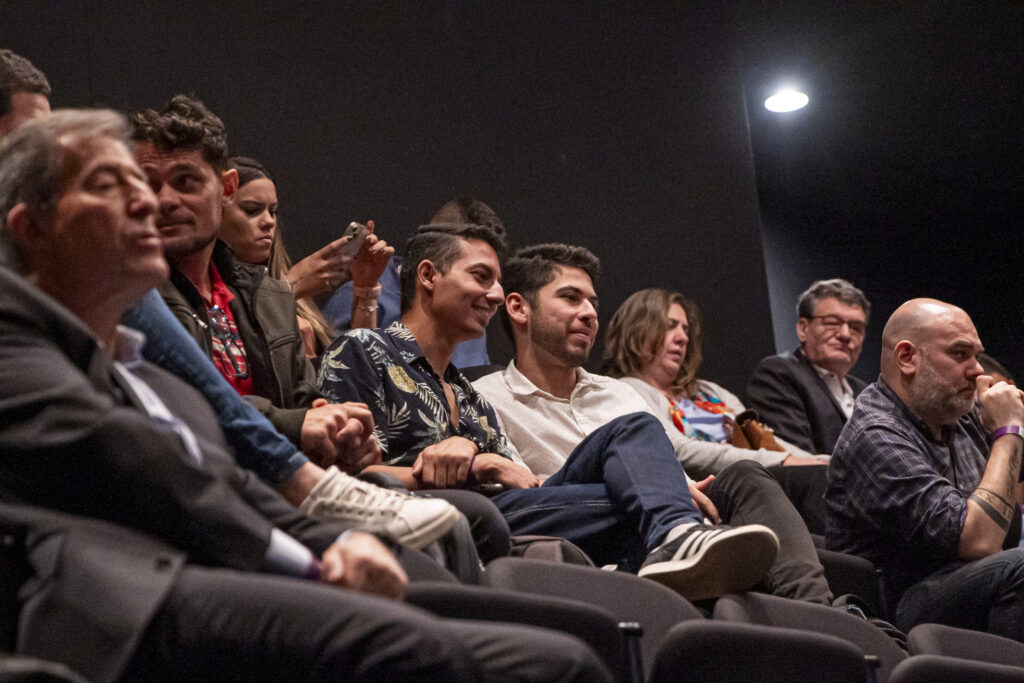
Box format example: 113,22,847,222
747,279,870,455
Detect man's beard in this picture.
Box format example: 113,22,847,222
530,317,590,368
162,230,217,263
912,357,976,424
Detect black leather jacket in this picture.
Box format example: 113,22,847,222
160,241,318,445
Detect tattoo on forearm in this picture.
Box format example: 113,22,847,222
969,494,1012,532
977,486,1014,510
970,489,1014,532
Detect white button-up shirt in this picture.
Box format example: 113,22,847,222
812,363,856,418
474,361,693,484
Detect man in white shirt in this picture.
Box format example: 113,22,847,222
747,279,870,454
475,243,833,604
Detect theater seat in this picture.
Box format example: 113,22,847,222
888,654,1024,683
907,622,1024,666
816,547,888,618
483,557,703,679
649,619,871,683
714,591,907,681
406,581,627,680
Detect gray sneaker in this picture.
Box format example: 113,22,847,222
637,523,779,601
298,467,461,549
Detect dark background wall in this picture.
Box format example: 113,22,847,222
1,1,773,392
4,1,1021,396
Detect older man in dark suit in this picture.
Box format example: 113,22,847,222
0,109,607,682
747,279,870,455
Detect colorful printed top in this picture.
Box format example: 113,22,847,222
317,322,518,466
665,390,734,443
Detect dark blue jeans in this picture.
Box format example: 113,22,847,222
122,289,308,484
491,412,701,569
896,547,1024,643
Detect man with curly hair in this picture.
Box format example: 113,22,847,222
0,48,50,136
132,94,375,471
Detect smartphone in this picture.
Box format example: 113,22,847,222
338,221,370,259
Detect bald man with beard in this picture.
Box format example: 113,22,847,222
826,298,1024,642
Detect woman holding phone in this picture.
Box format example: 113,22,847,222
221,156,393,357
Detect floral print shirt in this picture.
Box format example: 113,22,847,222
317,322,519,466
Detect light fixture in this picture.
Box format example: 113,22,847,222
764,89,809,112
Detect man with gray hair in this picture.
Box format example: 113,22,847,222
747,278,870,454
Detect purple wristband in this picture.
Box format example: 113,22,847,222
304,558,322,582
991,425,1024,444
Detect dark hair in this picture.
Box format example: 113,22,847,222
130,94,229,170
228,155,273,187
602,288,703,397
429,196,506,238
500,243,601,340
0,50,50,118
0,109,129,271
797,278,870,322
399,223,507,314
501,243,600,304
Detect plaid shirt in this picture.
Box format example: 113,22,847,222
825,379,988,596
317,322,518,467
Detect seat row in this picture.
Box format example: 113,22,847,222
455,557,1024,682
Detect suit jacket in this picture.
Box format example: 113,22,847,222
0,502,183,683
0,266,350,571
745,347,867,454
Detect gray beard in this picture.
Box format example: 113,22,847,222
912,360,976,425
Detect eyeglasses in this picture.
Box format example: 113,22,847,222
207,305,250,380
809,315,867,337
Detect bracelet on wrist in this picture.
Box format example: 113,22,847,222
991,425,1024,444
352,284,382,301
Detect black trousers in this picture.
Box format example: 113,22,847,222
766,463,829,535
709,459,833,604
124,566,610,682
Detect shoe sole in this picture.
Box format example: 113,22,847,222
637,525,779,601
391,500,462,549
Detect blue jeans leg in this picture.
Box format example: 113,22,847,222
122,289,308,484
493,412,701,568
544,412,701,549
492,483,647,569
896,547,1024,642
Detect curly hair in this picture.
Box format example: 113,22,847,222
0,49,50,118
130,94,229,170
602,288,703,397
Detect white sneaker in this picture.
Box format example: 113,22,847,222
298,467,461,549
637,523,779,601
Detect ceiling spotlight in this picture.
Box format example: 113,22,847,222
764,89,809,112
